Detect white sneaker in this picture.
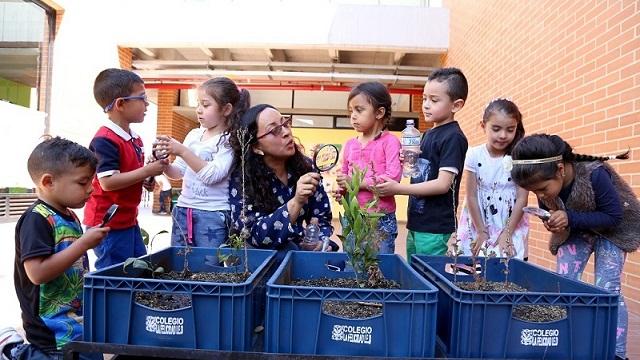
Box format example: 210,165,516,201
0,327,23,360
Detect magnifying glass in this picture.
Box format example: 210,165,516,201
99,204,119,227
522,206,551,221
313,144,339,173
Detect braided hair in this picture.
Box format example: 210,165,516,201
511,134,629,188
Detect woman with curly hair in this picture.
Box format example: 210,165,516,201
229,104,337,255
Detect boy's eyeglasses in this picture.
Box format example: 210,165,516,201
103,94,148,113
257,116,292,140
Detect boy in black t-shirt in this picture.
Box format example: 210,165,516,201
11,137,109,359
376,68,469,258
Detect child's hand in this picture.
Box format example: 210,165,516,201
335,170,348,191
331,188,344,202
547,210,568,232
156,135,187,157
496,229,515,257
145,157,168,177
79,226,110,250
373,175,398,197
471,230,490,256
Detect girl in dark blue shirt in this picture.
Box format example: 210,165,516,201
510,134,639,360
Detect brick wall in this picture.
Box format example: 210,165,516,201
444,0,640,312
117,47,133,70
152,89,198,213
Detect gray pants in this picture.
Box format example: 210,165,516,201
556,233,628,358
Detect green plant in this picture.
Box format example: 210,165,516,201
338,166,385,286
142,229,169,253
228,127,253,275
123,258,165,278
123,229,170,278
215,232,245,269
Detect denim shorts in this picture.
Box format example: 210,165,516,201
93,224,146,270
171,206,230,248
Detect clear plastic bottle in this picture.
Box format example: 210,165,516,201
303,217,321,247
401,119,421,177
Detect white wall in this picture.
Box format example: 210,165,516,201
0,102,46,187
49,0,158,155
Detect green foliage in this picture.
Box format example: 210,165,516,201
123,258,165,278
216,233,244,268
338,166,384,284
140,228,150,245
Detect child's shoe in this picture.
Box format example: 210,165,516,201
0,327,24,360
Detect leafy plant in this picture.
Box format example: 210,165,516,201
142,229,169,253
338,166,385,286
226,127,254,275
123,258,165,278
123,229,170,278
210,232,244,269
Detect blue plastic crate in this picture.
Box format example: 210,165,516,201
411,255,619,360
265,251,438,358
83,247,276,351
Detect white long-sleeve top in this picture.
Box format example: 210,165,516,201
171,128,234,211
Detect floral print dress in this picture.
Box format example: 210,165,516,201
228,169,333,249
456,144,529,259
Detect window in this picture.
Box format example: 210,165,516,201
292,115,334,128
0,1,54,113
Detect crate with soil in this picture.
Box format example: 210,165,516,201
411,255,619,360
83,246,276,351
265,251,438,358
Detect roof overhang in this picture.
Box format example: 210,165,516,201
120,2,449,91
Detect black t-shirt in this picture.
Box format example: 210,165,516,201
407,121,468,233
14,200,88,352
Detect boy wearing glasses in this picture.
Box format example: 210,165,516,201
83,68,167,269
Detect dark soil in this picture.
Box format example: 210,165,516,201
292,277,399,290
134,270,252,310
135,292,192,310
291,277,400,319
156,270,251,283
456,280,567,323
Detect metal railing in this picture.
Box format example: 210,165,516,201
0,193,38,218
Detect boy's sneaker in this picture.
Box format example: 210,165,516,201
0,327,24,360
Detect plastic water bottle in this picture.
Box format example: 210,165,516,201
321,236,330,252
303,217,321,247
401,119,421,177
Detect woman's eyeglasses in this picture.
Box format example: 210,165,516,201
257,116,293,140
103,94,148,113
